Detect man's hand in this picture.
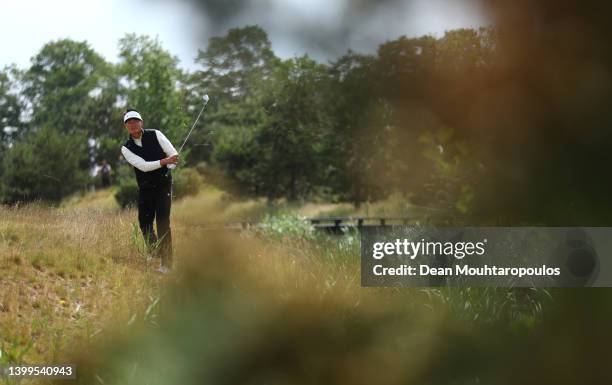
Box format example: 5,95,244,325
161,154,179,166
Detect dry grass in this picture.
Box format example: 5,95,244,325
68,214,455,385
0,203,163,366
0,188,419,373
0,187,306,368
60,187,120,212
0,188,551,384
172,185,268,225
66,206,551,385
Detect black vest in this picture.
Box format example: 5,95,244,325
124,129,171,189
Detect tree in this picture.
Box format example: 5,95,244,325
186,25,280,165
0,65,24,146
19,38,124,178
118,34,188,146
194,25,278,101
22,39,111,135
244,56,333,200
0,65,25,187
1,126,88,203
328,51,390,205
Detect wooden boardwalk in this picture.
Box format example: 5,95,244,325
197,217,415,234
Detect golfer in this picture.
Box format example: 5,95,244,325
121,109,179,273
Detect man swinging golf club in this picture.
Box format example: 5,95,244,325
121,109,178,273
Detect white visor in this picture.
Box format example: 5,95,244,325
123,111,142,122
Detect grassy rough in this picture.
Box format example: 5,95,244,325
0,189,553,384
0,204,162,367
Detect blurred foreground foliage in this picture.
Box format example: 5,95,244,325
67,224,612,385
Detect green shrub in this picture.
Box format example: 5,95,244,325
114,165,202,207
114,164,139,208
194,161,208,176
194,161,228,188
115,179,138,209
172,167,202,199
256,212,316,240
1,126,89,203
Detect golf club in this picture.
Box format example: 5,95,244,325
167,94,210,170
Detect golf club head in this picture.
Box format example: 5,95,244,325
203,94,210,104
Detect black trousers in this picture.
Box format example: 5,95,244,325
138,178,173,267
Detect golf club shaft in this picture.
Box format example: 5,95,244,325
178,101,208,154
167,96,209,170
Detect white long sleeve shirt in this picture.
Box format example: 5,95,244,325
121,129,178,172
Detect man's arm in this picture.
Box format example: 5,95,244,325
121,146,162,172
155,130,179,157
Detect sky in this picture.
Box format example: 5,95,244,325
0,0,488,72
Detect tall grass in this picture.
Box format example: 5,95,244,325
0,191,564,384
0,204,162,369
68,209,565,385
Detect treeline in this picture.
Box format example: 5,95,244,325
2,24,610,224
188,26,497,211
0,27,493,210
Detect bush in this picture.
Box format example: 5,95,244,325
194,161,228,188
257,212,316,240
1,127,88,203
172,167,202,199
114,164,139,208
115,179,138,209
194,161,208,176
114,165,202,208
